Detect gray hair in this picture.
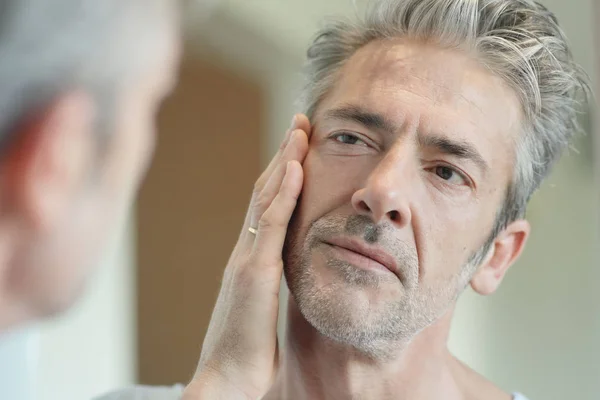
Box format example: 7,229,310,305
298,0,591,257
0,0,172,150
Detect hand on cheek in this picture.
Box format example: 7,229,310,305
184,115,311,400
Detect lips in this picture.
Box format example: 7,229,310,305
324,236,399,277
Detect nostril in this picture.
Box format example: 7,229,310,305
388,210,400,222
358,201,370,213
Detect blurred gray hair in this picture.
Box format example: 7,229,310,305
299,0,591,257
0,0,172,150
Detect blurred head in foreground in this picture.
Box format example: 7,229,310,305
0,0,181,330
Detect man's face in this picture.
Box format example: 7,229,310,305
284,39,522,355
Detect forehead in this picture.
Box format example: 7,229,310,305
318,39,522,154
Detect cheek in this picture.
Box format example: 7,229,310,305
414,191,496,281
421,203,495,279
299,146,368,217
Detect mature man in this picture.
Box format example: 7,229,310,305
181,1,591,400
0,1,180,331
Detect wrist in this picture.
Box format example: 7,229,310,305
182,371,256,400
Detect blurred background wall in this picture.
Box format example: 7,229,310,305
0,1,596,400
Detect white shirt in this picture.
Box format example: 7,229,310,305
96,385,530,400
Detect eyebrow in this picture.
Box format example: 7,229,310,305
324,104,489,175
418,134,489,174
325,105,398,134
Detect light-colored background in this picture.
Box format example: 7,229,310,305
0,1,597,399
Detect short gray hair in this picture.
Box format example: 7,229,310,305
0,0,172,150
298,0,591,250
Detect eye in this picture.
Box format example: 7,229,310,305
433,165,468,186
332,132,368,146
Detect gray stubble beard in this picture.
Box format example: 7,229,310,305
283,214,462,360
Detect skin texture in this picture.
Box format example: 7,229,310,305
189,38,531,400
0,9,180,330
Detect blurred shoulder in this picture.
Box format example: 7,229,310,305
93,384,184,400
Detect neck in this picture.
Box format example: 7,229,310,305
0,220,30,332
266,299,464,400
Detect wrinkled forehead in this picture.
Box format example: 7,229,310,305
320,39,523,145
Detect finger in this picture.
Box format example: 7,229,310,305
254,115,301,191
252,161,303,266
239,161,286,250
237,116,299,237
282,115,311,171
281,116,299,149
239,117,310,247
254,113,312,193
248,129,308,230
282,129,310,168
294,114,312,141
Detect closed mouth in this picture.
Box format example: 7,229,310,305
323,236,399,278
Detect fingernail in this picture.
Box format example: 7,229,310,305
284,128,293,145
289,129,298,144
289,115,297,131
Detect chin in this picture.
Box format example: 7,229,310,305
286,258,410,354
292,285,406,359
284,217,418,354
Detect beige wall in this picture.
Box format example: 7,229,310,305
136,50,263,385
595,0,600,216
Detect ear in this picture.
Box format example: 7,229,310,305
3,91,95,233
470,219,531,296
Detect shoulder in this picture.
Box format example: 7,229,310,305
93,384,185,400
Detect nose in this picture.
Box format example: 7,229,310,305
351,151,412,229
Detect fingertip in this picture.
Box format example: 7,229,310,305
295,114,311,133
289,114,298,131
283,160,303,194
284,129,309,160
